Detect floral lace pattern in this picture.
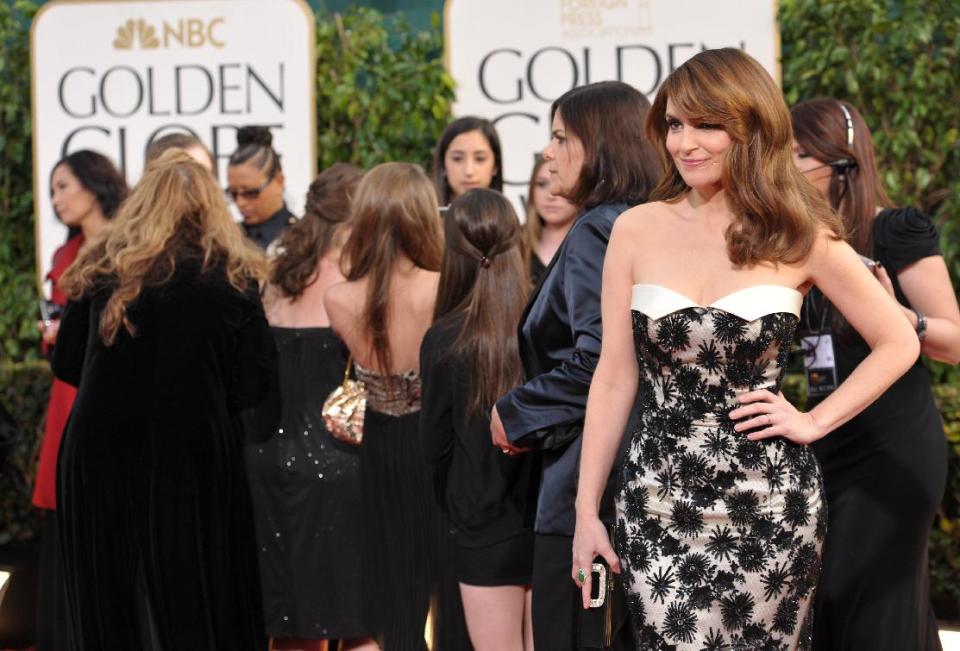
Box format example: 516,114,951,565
617,305,824,650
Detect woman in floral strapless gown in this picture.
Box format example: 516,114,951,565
572,49,921,650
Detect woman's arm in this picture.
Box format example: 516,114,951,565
877,256,960,364
494,215,611,449
571,217,640,605
733,233,919,442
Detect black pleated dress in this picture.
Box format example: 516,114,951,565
354,364,463,650
244,327,367,640
803,207,948,651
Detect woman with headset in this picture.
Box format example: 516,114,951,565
792,98,960,650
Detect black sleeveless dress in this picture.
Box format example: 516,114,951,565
244,327,367,639
803,208,947,651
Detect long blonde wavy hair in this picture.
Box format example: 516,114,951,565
60,149,268,345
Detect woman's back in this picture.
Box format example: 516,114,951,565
326,262,439,374
54,259,274,650
265,251,343,328
58,260,269,425
325,263,446,649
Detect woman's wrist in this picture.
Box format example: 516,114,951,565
805,409,829,443
575,497,601,519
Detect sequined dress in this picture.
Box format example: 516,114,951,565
618,284,825,650
355,365,445,650
244,327,366,639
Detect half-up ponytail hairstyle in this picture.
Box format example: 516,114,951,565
434,188,530,417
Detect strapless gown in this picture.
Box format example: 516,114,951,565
617,284,825,650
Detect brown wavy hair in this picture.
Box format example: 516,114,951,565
435,189,529,417
647,48,843,265
60,150,268,345
340,162,443,374
271,163,363,299
791,98,892,256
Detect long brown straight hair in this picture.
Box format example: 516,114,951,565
646,48,843,265
434,188,529,418
340,162,443,375
791,98,892,256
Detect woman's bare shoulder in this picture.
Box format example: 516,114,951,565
612,201,681,242
323,279,362,315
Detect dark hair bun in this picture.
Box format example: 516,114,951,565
236,125,273,148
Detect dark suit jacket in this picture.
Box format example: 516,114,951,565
496,202,636,535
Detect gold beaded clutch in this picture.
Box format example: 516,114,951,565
322,354,366,445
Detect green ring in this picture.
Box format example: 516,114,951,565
577,568,587,584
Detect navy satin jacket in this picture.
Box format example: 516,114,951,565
495,202,636,535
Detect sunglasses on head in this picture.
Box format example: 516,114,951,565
225,171,276,201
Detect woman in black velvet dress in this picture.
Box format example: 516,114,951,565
792,98,960,650
54,150,277,650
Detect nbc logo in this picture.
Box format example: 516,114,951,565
112,17,226,50
112,19,159,49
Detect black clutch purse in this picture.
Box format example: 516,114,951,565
578,527,631,650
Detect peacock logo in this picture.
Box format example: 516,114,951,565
112,19,160,50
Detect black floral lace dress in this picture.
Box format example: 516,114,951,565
617,284,825,650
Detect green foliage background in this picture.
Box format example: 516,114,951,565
314,8,453,169
0,0,40,364
0,0,958,612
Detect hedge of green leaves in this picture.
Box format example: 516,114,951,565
0,0,40,364
315,8,454,169
0,360,47,547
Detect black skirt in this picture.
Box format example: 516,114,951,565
361,408,442,650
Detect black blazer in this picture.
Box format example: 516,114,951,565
495,202,636,535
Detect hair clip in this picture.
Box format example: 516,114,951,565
480,255,492,268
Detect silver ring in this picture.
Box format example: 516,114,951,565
576,568,587,584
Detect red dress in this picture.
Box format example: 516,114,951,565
32,234,84,510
